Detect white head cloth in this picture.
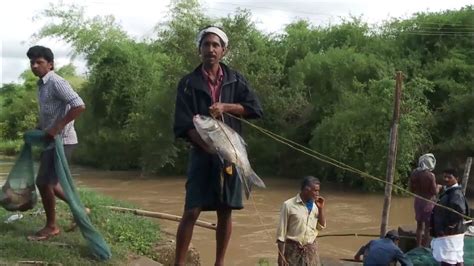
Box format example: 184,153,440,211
196,27,229,47
417,153,436,171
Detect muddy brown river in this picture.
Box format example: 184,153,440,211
1,160,472,265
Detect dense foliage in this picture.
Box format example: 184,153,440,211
1,1,473,190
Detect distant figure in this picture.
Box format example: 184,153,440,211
408,153,438,247
276,176,326,266
354,230,413,266
431,168,470,266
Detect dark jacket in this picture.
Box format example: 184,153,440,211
431,185,469,237
173,63,263,211
173,63,263,140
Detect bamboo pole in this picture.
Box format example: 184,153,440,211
462,157,472,194
380,71,403,238
105,206,217,230
17,261,62,265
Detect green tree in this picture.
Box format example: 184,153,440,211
310,77,433,190
0,65,84,140
25,1,473,192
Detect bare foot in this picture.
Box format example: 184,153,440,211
27,226,60,241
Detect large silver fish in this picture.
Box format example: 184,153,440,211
193,114,265,199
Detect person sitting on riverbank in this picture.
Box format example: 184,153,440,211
354,229,413,266
408,153,439,247
276,176,326,266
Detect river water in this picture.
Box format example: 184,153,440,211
1,160,472,265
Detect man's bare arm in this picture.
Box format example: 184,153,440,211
47,105,85,137
277,240,287,266
209,103,248,118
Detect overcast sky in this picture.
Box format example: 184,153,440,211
1,0,472,84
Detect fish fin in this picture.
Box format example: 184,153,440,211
228,128,247,147
248,170,266,189
236,167,251,199
236,167,265,199
236,132,247,147
217,153,225,165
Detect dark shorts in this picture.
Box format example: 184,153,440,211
36,144,76,186
414,197,435,223
185,148,243,211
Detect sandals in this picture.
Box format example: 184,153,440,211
27,227,60,241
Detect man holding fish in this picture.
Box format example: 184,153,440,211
173,26,263,265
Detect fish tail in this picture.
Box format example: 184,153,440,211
235,167,250,199
236,167,266,199
249,170,266,189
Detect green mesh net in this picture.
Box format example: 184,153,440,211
464,236,474,265
1,130,112,261
405,247,438,265
0,131,41,211
405,236,474,265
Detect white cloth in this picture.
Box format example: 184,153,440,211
417,153,436,171
431,234,464,264
196,26,229,47
467,226,474,236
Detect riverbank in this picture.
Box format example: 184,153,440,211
2,154,473,264
0,189,165,265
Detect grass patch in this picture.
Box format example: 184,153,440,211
0,139,22,156
258,258,271,265
0,188,161,265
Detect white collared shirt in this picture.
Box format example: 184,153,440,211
276,193,326,245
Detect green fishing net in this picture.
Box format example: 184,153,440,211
0,131,41,211
0,130,112,261
406,237,474,265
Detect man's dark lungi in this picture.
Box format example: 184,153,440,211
185,147,243,211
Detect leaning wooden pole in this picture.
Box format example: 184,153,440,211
462,157,472,195
380,71,403,238
106,206,217,230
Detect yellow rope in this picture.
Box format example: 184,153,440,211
225,113,473,221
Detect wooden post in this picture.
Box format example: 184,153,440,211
380,71,403,238
462,157,472,194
